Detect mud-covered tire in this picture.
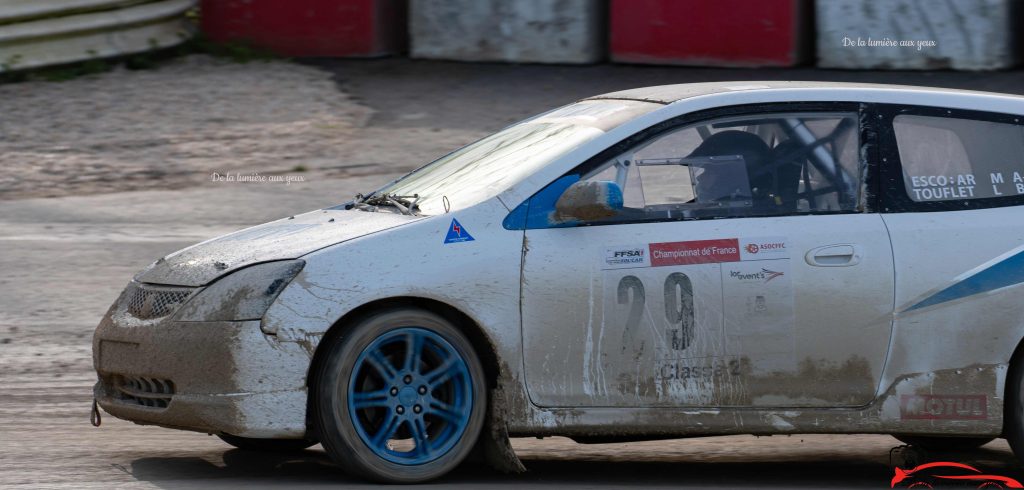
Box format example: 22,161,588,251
314,308,486,483
217,434,317,452
1008,352,1024,465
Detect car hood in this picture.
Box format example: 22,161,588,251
135,209,422,287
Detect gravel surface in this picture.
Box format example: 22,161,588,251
0,55,482,201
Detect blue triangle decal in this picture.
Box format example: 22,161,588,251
443,218,475,244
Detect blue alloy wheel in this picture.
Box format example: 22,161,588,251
347,327,473,465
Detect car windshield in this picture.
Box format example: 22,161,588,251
364,99,660,215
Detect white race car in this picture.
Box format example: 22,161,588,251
94,82,1024,482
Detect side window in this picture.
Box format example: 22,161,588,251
558,112,861,224
894,115,1024,202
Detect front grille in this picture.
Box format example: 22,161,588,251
125,283,194,320
112,375,175,409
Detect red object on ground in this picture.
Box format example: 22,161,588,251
891,461,1024,488
610,0,811,67
200,0,406,57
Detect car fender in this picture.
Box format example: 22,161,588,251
264,197,526,389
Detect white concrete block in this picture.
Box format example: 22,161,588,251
816,0,1018,70
410,0,604,64
0,0,195,72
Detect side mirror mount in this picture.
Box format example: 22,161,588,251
554,181,624,222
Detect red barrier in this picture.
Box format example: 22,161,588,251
200,0,405,57
610,0,810,67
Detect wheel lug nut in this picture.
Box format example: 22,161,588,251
413,405,422,414
396,406,405,414
403,375,413,384
418,386,427,395
390,387,398,396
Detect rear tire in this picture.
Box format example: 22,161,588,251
1008,351,1024,465
218,434,316,452
314,308,486,483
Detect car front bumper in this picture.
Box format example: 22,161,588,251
92,299,311,439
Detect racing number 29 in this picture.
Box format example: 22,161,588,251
617,273,695,350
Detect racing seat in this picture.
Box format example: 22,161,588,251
686,130,771,215
765,140,807,213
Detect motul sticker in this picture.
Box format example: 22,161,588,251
900,394,987,420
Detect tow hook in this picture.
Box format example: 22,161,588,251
90,398,102,427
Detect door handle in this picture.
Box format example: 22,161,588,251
805,244,861,267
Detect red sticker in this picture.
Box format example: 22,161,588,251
900,394,987,420
649,239,741,267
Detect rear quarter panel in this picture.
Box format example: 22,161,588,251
880,207,1024,433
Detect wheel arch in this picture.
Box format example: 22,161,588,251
304,296,502,434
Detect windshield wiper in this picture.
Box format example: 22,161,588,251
349,193,421,215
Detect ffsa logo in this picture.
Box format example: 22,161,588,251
605,248,647,268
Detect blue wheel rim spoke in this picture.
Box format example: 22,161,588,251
403,331,424,373
425,357,460,388
366,349,398,379
427,400,464,424
347,327,473,466
351,389,389,410
411,417,433,458
371,413,403,447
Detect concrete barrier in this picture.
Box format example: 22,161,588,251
611,0,811,67
410,0,604,64
200,0,405,57
0,0,147,21
0,0,195,73
817,0,1019,70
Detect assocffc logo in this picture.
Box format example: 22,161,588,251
739,237,788,260
745,241,785,254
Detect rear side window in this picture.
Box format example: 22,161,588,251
894,115,1024,202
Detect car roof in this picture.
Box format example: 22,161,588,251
584,81,1022,105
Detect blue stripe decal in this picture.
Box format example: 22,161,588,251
906,248,1024,312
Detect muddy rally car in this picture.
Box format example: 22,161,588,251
94,81,1024,482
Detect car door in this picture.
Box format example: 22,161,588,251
517,105,895,408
